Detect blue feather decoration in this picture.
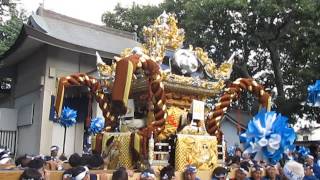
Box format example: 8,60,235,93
298,146,310,157
240,109,296,164
307,80,320,107
60,106,77,127
89,117,105,134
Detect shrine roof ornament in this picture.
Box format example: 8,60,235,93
97,11,235,91
142,11,185,62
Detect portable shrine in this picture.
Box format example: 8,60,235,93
54,12,272,171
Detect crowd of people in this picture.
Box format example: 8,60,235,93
219,146,320,180
1,144,320,180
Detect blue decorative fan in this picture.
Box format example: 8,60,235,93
307,80,320,107
240,109,296,164
60,106,77,127
89,117,105,134
298,146,310,157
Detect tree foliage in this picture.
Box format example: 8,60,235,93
0,0,15,16
0,0,25,55
102,0,320,122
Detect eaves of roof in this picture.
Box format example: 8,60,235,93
0,24,125,67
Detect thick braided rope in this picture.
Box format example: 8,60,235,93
112,54,167,158
57,55,168,156
205,78,271,139
126,54,167,136
58,73,116,129
57,55,168,135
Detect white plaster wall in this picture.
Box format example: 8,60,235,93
10,45,104,156
51,122,84,156
220,120,241,148
42,46,79,156
296,131,306,142
0,108,17,131
296,128,320,142
41,46,96,156
14,47,46,156
310,128,320,140
15,90,42,156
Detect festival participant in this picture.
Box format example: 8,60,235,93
258,160,267,168
15,155,32,169
0,149,13,167
250,165,263,180
112,167,128,180
313,160,320,179
63,168,74,180
71,166,90,180
228,156,241,168
20,168,43,180
305,154,320,179
183,165,200,180
231,162,250,180
64,165,107,180
69,153,82,168
262,164,281,180
303,154,320,179
80,154,91,166
59,153,68,162
28,158,44,171
45,145,63,170
87,154,104,170
305,155,314,167
27,158,50,179
160,165,175,180
303,164,317,180
276,164,285,179
140,168,156,180
49,145,60,160
283,160,304,180
242,153,253,166
211,166,227,180
235,148,243,159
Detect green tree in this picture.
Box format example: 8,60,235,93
101,0,320,122
0,0,15,16
102,3,162,42
0,0,25,55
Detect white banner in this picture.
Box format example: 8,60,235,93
191,100,205,120
124,99,134,118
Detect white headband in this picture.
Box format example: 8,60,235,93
215,173,226,178
307,155,314,160
252,166,263,172
239,167,249,174
162,174,169,179
141,172,156,179
0,157,11,164
74,172,86,180
1,153,9,158
73,166,89,180
50,146,59,151
63,174,72,178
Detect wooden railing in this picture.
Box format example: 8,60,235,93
0,170,217,180
0,130,17,154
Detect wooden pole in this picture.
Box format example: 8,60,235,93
63,126,67,154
